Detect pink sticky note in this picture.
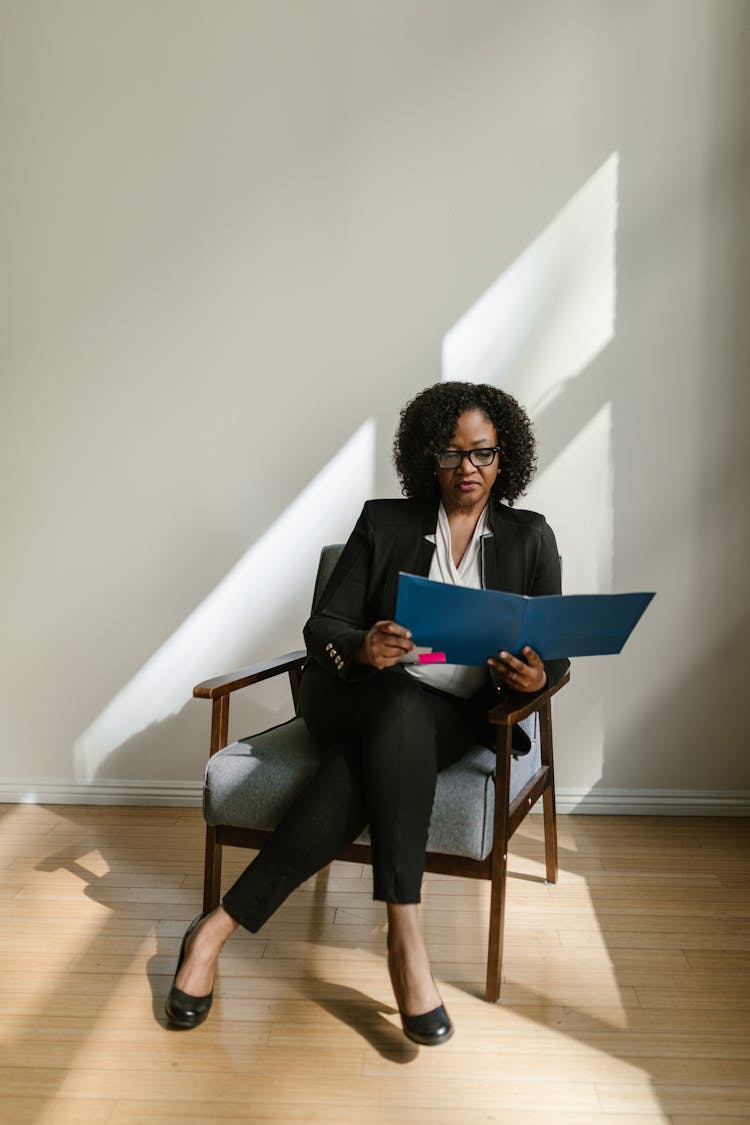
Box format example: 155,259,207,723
419,652,446,664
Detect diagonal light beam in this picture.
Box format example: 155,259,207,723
73,420,375,780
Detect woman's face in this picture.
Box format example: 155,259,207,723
435,409,500,513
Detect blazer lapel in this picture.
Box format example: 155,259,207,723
482,499,518,593
412,537,436,577
410,497,439,577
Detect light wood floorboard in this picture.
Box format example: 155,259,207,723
0,804,748,1124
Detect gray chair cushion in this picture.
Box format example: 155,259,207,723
204,713,540,862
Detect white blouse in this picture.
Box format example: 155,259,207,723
405,501,490,699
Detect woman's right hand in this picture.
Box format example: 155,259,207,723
354,621,415,669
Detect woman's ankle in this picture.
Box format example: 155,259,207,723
384,902,441,1014
387,951,441,1016
208,905,239,945
174,915,223,994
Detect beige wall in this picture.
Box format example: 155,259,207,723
1,0,748,806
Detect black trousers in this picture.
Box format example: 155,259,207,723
221,661,495,932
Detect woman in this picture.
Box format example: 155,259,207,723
166,381,568,1044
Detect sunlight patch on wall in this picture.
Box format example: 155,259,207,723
442,153,618,413
73,421,375,781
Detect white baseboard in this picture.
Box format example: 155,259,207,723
555,787,750,816
1,780,749,815
0,780,203,807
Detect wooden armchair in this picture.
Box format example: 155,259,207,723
194,547,569,1003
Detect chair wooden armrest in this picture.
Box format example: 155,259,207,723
487,669,570,725
193,651,307,700
193,650,308,757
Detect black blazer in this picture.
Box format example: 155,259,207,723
304,496,570,691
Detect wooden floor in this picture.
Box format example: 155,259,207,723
0,806,749,1125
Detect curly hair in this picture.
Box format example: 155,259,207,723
392,381,537,505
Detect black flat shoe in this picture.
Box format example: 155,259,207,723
165,914,214,1029
399,1003,454,1046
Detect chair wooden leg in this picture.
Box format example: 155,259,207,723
486,722,513,1003
486,861,507,1003
203,826,222,913
539,699,558,885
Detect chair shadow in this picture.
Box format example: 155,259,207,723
33,837,183,1034
297,977,416,1062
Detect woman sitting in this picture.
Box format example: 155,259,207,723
166,380,568,1045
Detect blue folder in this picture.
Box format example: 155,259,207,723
395,572,654,665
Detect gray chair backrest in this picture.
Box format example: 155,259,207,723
312,545,344,611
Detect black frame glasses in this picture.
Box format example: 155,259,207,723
435,447,500,470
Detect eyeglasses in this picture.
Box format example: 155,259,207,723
436,447,500,469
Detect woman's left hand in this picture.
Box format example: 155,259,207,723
487,646,547,693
